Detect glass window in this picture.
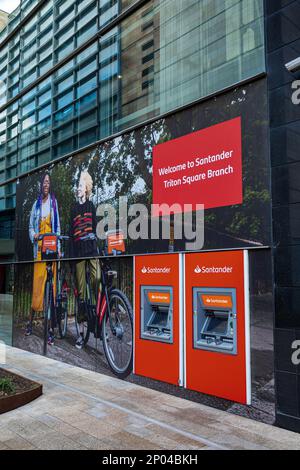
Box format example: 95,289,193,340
77,75,97,99
55,90,74,110
79,127,97,147
7,112,18,127
7,126,18,140
39,11,53,32
54,105,74,126
53,122,73,143
38,104,51,121
39,29,53,49
53,137,76,159
56,74,73,94
39,56,53,76
0,0,265,194
100,3,119,27
21,113,36,131
78,90,97,115
8,84,19,99
57,5,75,30
38,88,51,106
22,70,37,88
21,99,35,117
77,3,98,31
22,28,36,47
76,21,97,44
37,117,51,135
56,37,75,62
98,0,265,132
37,149,51,166
57,0,74,16
77,58,97,81
56,22,75,48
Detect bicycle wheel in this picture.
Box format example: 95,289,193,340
74,298,90,345
101,289,133,379
43,281,52,356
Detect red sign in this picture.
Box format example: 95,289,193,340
152,118,242,215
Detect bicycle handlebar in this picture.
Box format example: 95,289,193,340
37,233,70,242
36,233,122,258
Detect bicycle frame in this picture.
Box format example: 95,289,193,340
45,253,67,325
45,262,55,325
98,261,117,334
83,258,116,336
36,233,69,354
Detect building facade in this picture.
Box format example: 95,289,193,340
0,0,299,433
0,10,8,32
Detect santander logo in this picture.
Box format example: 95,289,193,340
141,266,171,274
194,265,233,274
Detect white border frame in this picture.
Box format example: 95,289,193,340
179,253,185,387
244,250,252,405
133,256,136,374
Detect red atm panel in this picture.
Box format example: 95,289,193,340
185,251,250,404
134,254,181,385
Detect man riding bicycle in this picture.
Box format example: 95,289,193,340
70,171,100,350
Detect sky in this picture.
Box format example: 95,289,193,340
0,0,20,14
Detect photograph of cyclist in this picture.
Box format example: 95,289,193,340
70,171,100,350
26,173,61,345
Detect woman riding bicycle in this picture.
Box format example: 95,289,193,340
26,172,61,345
70,171,100,350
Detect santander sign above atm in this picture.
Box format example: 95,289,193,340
141,266,171,275
194,265,233,274
152,117,242,215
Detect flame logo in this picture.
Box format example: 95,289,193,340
194,266,202,274
141,267,147,274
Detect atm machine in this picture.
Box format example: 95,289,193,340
134,254,182,386
193,288,237,355
141,287,173,343
185,250,251,405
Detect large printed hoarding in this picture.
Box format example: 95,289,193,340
10,80,274,421
15,80,271,262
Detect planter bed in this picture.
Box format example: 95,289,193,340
0,368,42,414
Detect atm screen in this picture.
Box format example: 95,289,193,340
148,307,169,329
204,317,228,336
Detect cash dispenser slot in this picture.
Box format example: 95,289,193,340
141,287,173,344
193,288,237,354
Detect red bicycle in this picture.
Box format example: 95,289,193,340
74,234,133,379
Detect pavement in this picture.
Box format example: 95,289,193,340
0,347,300,450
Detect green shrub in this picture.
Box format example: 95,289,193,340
0,377,16,394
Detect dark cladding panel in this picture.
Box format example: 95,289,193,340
268,0,300,432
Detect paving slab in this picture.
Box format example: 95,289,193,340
0,346,299,450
